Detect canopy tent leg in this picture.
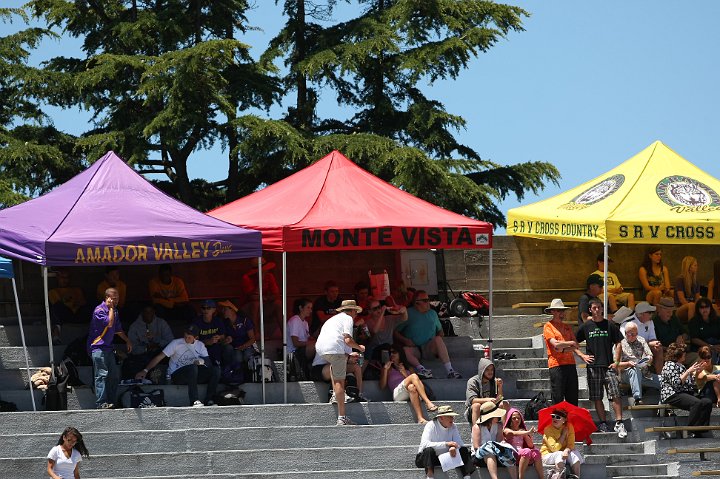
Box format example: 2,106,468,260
282,252,287,404
12,276,36,411
488,249,493,358
42,266,55,368
257,256,266,404
603,243,610,315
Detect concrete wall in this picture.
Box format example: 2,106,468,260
3,236,720,317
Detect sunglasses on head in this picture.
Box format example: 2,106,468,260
551,414,564,420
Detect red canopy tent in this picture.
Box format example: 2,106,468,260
209,151,494,401
210,150,492,251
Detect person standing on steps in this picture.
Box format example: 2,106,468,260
575,298,628,439
47,426,90,479
543,298,581,405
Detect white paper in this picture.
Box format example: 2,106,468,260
438,450,464,472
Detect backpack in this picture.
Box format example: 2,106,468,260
461,292,490,315
248,355,276,383
524,391,550,420
44,364,70,411
59,357,83,387
120,386,165,408
287,348,309,381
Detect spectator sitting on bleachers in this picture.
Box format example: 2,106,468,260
592,254,635,312
96,265,127,310
660,342,712,435
124,304,174,379
220,299,257,365
415,405,474,479
674,256,701,322
464,358,509,425
471,402,517,479
696,345,720,407
503,408,543,479
311,280,343,337
354,280,371,316
616,322,660,405
379,345,438,424
394,290,462,380
541,408,583,479
287,298,316,359
578,274,603,324
638,247,672,306
688,297,720,364
148,264,193,322
621,302,664,374
135,324,220,407
49,269,90,344
240,257,282,340
193,299,231,367
364,297,407,360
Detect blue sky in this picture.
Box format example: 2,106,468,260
4,1,720,233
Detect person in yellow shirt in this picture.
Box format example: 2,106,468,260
541,408,583,479
148,264,193,322
96,266,127,309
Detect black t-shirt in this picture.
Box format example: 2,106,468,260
575,318,622,368
311,295,343,335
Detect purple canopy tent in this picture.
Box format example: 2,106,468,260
0,151,262,371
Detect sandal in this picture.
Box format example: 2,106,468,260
427,405,439,412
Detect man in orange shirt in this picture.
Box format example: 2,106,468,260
148,264,193,322
543,299,580,405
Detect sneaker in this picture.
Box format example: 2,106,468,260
634,397,644,406
97,402,114,409
416,367,433,379
192,400,204,407
336,416,356,426
329,391,337,404
596,422,609,432
614,421,628,438
447,369,462,379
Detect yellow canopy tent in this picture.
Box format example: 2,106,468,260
507,141,720,245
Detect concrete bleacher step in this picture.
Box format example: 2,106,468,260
0,344,66,368
607,463,679,477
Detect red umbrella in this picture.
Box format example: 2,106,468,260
537,401,597,445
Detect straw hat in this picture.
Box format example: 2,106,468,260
476,402,506,424
544,298,570,314
336,300,363,313
434,405,459,418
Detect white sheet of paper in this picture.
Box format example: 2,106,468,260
438,450,464,472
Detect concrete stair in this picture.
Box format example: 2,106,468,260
0,313,692,478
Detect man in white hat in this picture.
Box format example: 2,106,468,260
314,300,365,425
543,299,580,405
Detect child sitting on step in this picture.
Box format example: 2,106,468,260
503,408,543,479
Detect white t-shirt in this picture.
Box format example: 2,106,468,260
315,312,353,357
162,338,210,375
47,445,82,478
621,318,658,342
286,314,310,354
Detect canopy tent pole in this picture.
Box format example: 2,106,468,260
603,243,610,315
488,249,493,358
42,266,55,368
257,257,266,404
11,276,36,411
282,252,288,403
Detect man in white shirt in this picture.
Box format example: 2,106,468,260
622,302,663,374
415,405,473,479
135,324,220,407
315,300,366,425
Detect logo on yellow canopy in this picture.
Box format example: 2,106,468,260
559,174,624,210
657,176,720,213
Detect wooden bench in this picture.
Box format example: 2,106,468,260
668,446,720,461
692,471,720,476
645,425,720,439
624,403,676,414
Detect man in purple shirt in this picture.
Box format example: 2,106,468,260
87,288,132,409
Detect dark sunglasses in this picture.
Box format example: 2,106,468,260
415,298,430,303
550,414,564,420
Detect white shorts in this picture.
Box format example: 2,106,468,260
392,381,410,401
542,450,584,467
